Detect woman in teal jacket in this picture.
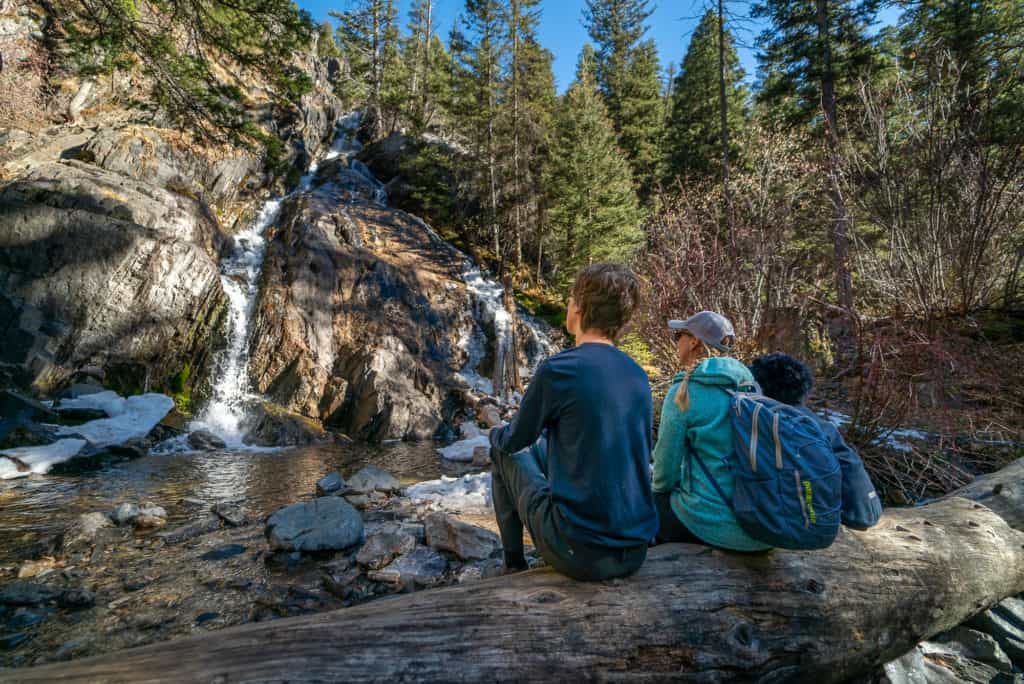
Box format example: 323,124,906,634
651,311,771,552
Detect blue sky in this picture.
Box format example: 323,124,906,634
298,1,901,93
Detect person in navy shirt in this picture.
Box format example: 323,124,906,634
489,263,658,580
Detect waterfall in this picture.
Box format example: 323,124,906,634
190,117,360,445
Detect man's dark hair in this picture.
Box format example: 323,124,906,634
570,263,640,341
750,353,815,406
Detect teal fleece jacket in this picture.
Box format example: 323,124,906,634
652,357,772,552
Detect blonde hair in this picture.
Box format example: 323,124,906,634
673,343,718,413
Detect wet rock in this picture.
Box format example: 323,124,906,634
265,497,364,552
0,391,56,422
424,512,500,561
61,512,114,553
242,403,327,447
346,465,400,495
0,632,30,650
211,502,249,527
199,544,246,561
188,430,226,451
104,441,148,460
245,174,484,442
478,404,502,429
133,504,168,529
316,472,345,497
54,637,88,660
933,626,1014,672
0,422,57,450
369,546,447,588
356,532,416,570
156,517,221,545
344,494,370,509
58,589,95,611
967,604,1024,664
0,581,57,606
321,568,361,599
17,558,56,579
471,445,491,467
110,502,141,526
195,611,220,625
6,607,49,628
57,383,106,400
52,406,107,423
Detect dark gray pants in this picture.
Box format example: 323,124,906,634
490,441,647,581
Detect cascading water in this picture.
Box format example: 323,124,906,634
189,116,362,446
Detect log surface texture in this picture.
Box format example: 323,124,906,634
6,458,1024,683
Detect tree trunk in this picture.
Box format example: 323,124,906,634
718,0,734,246
14,459,1024,683
815,0,857,364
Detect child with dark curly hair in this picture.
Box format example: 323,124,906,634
749,353,883,530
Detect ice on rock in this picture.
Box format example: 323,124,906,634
437,435,490,462
50,390,126,417
0,439,88,479
57,394,174,448
405,473,493,515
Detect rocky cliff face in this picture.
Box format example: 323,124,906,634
0,159,227,395
247,160,479,442
0,28,346,401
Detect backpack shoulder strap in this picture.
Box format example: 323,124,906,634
691,450,733,510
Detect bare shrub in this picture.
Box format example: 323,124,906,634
632,126,829,374
844,59,1024,316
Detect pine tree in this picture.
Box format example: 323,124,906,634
753,0,880,315
897,0,1024,143
60,0,315,144
331,0,402,139
545,45,645,291
583,0,663,199
459,0,509,259
664,9,747,181
505,0,555,270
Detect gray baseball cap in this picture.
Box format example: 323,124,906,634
668,311,736,353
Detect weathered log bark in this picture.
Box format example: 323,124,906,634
9,459,1024,683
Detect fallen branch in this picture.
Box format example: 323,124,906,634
7,459,1024,683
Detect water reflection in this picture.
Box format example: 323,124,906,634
0,442,472,565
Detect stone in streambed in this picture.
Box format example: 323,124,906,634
316,472,345,497
0,582,58,607
265,497,364,552
110,502,140,526
156,517,221,545
369,546,447,588
58,589,95,611
346,465,400,495
199,544,246,561
188,430,226,451
61,512,113,554
424,512,499,561
356,532,416,570
211,502,249,527
242,403,327,447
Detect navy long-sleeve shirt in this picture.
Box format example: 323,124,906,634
489,343,659,547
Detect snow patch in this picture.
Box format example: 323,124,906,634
821,410,931,453
57,394,174,448
49,390,126,417
404,473,493,515
437,434,490,462
0,439,88,479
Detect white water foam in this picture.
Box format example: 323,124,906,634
190,116,362,447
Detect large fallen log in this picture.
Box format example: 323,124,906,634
8,458,1024,683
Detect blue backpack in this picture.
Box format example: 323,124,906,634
691,391,843,550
